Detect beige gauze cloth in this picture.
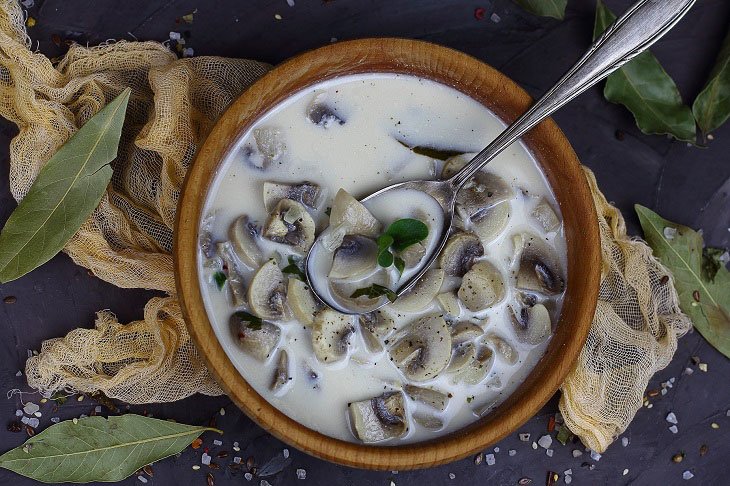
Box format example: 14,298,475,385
0,0,690,453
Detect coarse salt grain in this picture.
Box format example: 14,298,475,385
508,449,516,457
296,469,306,479
169,31,181,40
623,469,629,476
138,477,148,483
669,425,679,434
485,453,496,466
494,446,500,453
244,472,252,481
519,433,530,441
664,227,676,240
490,13,501,23
572,449,583,458
15,370,22,377
448,473,455,479
622,437,629,447
15,410,22,417
79,414,88,419
683,367,693,375
564,469,572,475
95,406,102,413
34,411,41,417
283,448,290,458
565,475,572,484
666,412,678,424
699,363,708,372
182,47,194,57
286,0,295,6
532,442,538,450
20,416,29,424
538,435,553,449
23,402,40,415
219,408,226,416
51,417,60,423
201,453,211,465
213,440,222,446
683,471,694,480
27,418,39,428
261,480,272,486
546,449,554,457
590,450,602,461
662,388,668,395
233,456,242,464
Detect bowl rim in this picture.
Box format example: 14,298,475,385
174,37,601,470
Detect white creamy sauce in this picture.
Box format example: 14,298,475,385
198,74,567,443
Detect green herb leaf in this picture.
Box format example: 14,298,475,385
386,218,429,252
635,205,730,359
396,139,465,161
234,310,263,330
282,256,306,281
0,415,219,483
593,1,697,143
50,392,67,407
0,88,131,283
350,284,398,303
213,271,227,290
693,28,730,139
394,256,405,276
556,424,572,445
377,234,395,267
702,248,729,283
512,0,566,20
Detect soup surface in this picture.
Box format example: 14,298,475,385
198,74,567,443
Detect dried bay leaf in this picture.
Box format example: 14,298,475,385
635,205,730,359
0,88,131,282
693,28,730,139
512,0,566,20
593,1,697,143
0,415,220,483
396,139,465,161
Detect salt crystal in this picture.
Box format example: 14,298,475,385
15,371,22,377
546,449,554,457
555,412,564,424
296,469,306,479
699,363,708,372
683,471,694,480
621,437,629,447
532,442,538,450
261,480,271,486
564,469,572,475
330,37,338,43
508,449,516,456
683,367,693,375
726,410,730,417
182,47,194,58
21,416,29,424
519,433,531,441
233,441,239,448
201,452,211,465
283,448,290,458
669,425,679,434
27,349,33,358
34,411,41,417
490,13,501,23
590,450,602,461
670,377,676,383
138,477,148,483
661,388,668,395
286,0,295,6
79,414,88,419
392,471,398,475
648,404,653,409
663,227,676,240
493,447,500,453
220,408,226,416
15,409,22,417
666,412,678,424
23,402,40,415
485,453,495,466
213,440,223,446
448,473,455,479
50,417,60,423
27,417,39,428
169,31,181,41
565,475,572,484
95,406,102,413
233,456,241,464
21,0,34,8
245,472,253,481
623,469,629,476
538,434,553,449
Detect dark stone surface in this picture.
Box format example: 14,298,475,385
1,0,729,485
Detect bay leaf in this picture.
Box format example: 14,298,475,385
0,88,131,283
396,139,465,161
512,0,566,20
0,415,220,483
635,204,730,359
693,28,730,139
593,1,697,143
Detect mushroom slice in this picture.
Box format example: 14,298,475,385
456,173,514,221
453,346,494,385
263,181,321,212
447,322,484,372
438,232,484,277
348,392,408,443
389,315,452,382
403,385,450,412
229,215,263,269
287,279,322,326
359,309,395,337
360,325,384,353
451,321,485,345
329,235,379,280
307,92,345,128
515,234,565,295
447,342,476,373
311,308,355,363
397,241,426,268
484,334,518,365
413,414,443,430
200,211,215,258
216,241,247,307
263,199,316,252
230,313,280,361
270,349,290,392
388,268,445,312
436,291,461,317
329,188,382,238
532,199,561,233
472,201,510,246
248,259,287,319
441,154,472,178
458,261,506,312
510,302,552,345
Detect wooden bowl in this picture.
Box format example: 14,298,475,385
175,38,600,469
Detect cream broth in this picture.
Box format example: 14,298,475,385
199,74,567,443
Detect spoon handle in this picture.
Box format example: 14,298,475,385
450,0,696,189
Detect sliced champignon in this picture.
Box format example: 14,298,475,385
413,414,443,430
329,188,382,238
451,321,485,345
270,349,290,392
531,199,561,233
215,241,247,306
248,259,287,319
263,199,316,252
329,235,379,280
483,334,518,365
263,181,321,212
397,241,426,268
472,201,510,246
230,314,280,361
253,126,286,163
447,342,476,373
388,268,445,312
306,93,345,128
510,302,552,345
200,211,215,258
403,385,451,412
389,315,452,382
452,346,494,385
436,291,461,317
348,392,408,443
441,154,472,178
438,232,484,277
287,278,322,326
311,308,355,363
229,215,263,269
360,325,384,353
456,172,513,221
515,233,565,295
446,321,484,373
458,261,506,312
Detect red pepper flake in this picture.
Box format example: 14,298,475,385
474,7,486,20
206,472,214,486
25,425,35,437
203,447,209,454
548,416,556,433
142,409,147,415
143,465,153,477
191,438,203,449
693,290,700,302
700,444,708,456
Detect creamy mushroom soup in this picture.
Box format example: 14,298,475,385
198,74,567,443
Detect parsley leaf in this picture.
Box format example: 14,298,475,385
281,256,307,281
394,256,405,276
385,218,429,252
350,284,398,303
233,310,263,331
376,234,395,267
213,271,227,290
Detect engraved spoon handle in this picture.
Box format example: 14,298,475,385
450,0,696,189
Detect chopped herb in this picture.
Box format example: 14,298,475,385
50,392,67,406
234,311,263,330
350,284,397,303
394,256,405,276
385,218,429,252
213,271,227,290
396,139,466,161
281,256,306,281
556,424,572,445
376,234,395,267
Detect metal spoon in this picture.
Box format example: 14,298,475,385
307,0,696,314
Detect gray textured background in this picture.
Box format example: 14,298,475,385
1,0,729,485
